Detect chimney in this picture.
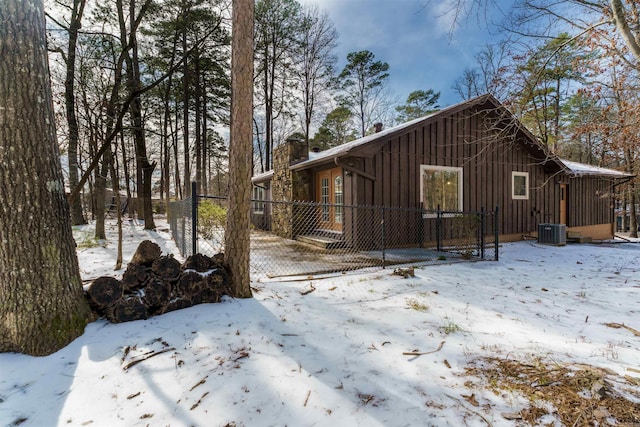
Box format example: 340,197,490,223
374,122,383,133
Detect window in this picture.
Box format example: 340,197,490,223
512,171,529,200
420,165,463,213
321,177,330,221
252,186,265,214
334,175,343,224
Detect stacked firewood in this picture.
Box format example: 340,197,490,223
85,240,231,323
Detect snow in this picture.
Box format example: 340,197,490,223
1,218,639,426
560,158,632,178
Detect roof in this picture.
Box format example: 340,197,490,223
289,93,528,171
251,170,273,184
254,93,634,181
290,111,440,170
559,159,633,179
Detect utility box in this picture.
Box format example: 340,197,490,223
537,223,566,245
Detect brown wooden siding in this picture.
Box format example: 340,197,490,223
338,107,616,242
566,176,612,227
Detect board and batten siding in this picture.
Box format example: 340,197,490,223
566,176,613,227
341,107,613,241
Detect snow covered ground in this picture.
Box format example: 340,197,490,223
1,218,639,426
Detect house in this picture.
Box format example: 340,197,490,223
252,94,633,247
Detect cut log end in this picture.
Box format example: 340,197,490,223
106,295,148,323
152,255,181,281
86,276,124,310
130,240,162,266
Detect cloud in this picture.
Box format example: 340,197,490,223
299,0,504,105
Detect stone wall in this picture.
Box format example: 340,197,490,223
271,138,310,238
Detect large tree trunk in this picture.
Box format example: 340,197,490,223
0,0,90,355
225,0,254,298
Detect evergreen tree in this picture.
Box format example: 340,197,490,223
338,50,390,137
395,89,441,122
311,106,357,150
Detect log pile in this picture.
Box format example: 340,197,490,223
85,240,231,323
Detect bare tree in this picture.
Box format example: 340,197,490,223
49,0,89,226
295,5,338,149
254,0,302,171
0,0,90,355
118,0,156,229
453,41,511,100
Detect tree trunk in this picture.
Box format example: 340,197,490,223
0,0,90,355
66,0,88,225
195,48,202,191
120,131,132,211
173,120,182,199
109,144,123,270
225,0,254,298
161,35,178,206
182,30,191,197
94,148,111,240
264,54,273,171
201,84,208,195
124,0,155,229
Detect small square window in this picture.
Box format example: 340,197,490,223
512,172,529,200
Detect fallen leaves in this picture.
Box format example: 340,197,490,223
464,357,640,426
461,393,479,407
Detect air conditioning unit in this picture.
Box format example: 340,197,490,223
537,223,566,245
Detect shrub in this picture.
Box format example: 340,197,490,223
198,200,227,239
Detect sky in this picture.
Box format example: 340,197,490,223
302,0,511,107
1,217,639,426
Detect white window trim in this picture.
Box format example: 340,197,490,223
512,171,529,200
252,186,265,214
420,165,463,216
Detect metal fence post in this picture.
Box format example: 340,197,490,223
494,206,499,261
191,181,198,255
180,216,186,256
436,204,442,252
480,207,485,260
381,206,386,268
419,209,424,248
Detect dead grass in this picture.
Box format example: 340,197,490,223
464,357,640,426
405,297,428,312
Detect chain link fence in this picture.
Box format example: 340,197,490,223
167,198,195,257
168,195,498,280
